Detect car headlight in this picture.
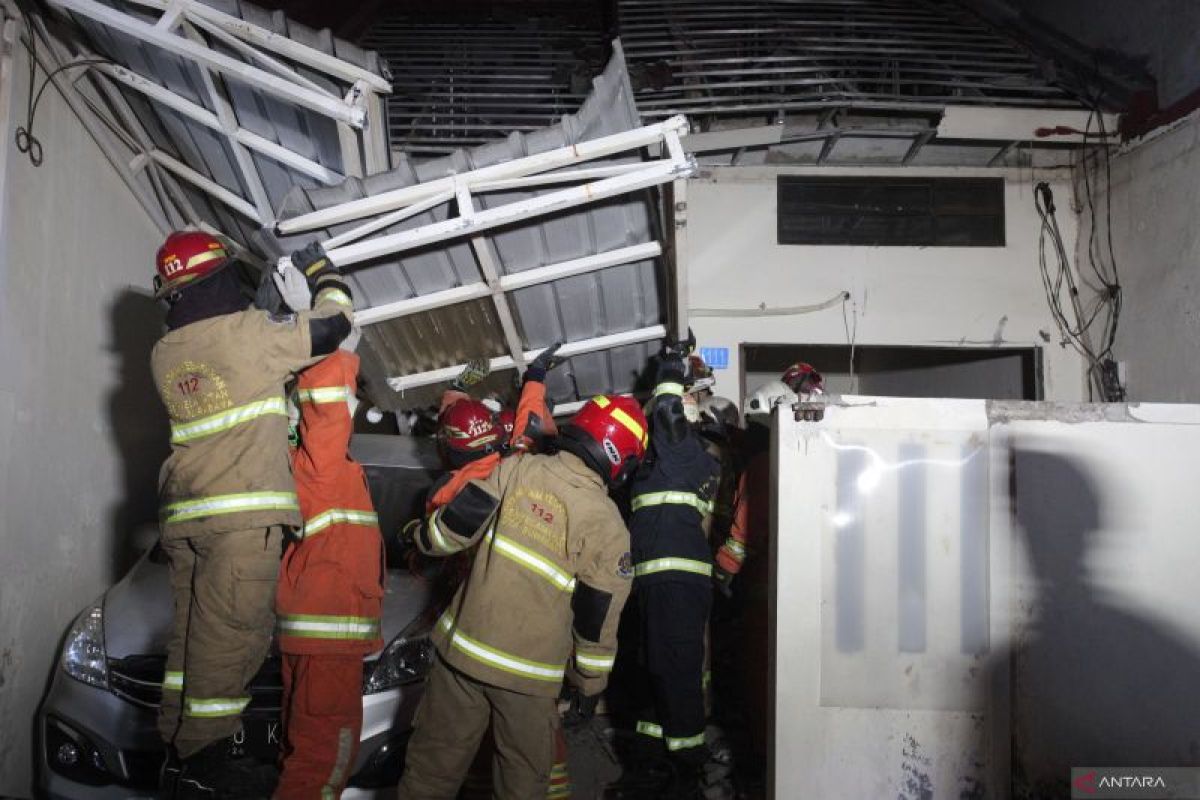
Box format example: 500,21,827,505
62,603,107,689
363,619,433,695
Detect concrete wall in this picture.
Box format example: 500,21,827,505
0,33,167,796
684,166,1088,405
1075,112,1200,402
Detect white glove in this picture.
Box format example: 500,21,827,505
340,325,362,353
272,260,312,312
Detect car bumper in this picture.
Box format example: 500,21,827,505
39,665,424,799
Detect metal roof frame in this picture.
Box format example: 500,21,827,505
276,113,695,393
33,0,390,245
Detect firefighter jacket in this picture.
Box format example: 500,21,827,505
701,436,741,550
628,377,722,588
414,451,632,698
276,350,385,655
151,277,352,540
426,379,556,514
716,449,768,576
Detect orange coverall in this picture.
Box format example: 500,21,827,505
275,351,384,798
428,378,570,800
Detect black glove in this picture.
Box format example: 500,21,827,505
713,566,734,600
656,354,688,387
291,241,337,285
662,327,697,361
560,685,600,729
525,341,565,384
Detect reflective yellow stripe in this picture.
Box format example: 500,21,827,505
304,258,329,277
315,287,352,308
485,530,576,592
302,508,378,538
162,671,184,691
633,557,713,578
653,381,684,397
426,511,454,553
723,538,746,558
667,732,706,751
184,248,227,271
185,696,249,718
611,408,647,447
574,651,615,672
631,490,714,515
592,395,611,408
169,398,287,444
163,491,298,524
438,613,564,682
278,614,380,640
296,386,351,404
636,721,663,738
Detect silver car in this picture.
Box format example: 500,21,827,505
38,434,444,799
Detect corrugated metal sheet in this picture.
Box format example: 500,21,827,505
267,44,664,411
66,0,387,249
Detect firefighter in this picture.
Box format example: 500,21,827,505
151,231,352,796
624,337,722,798
273,345,383,799
396,395,648,800
421,346,574,800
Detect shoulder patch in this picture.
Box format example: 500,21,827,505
616,551,634,579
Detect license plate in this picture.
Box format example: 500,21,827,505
230,717,283,762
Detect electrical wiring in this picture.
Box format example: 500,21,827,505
14,12,112,166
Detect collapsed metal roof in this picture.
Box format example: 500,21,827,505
44,0,391,246
266,44,679,411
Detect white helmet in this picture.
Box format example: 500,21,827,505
745,380,796,416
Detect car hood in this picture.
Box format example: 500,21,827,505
104,549,435,659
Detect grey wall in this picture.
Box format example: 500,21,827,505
0,37,166,796
1075,113,1200,402
1007,0,1200,108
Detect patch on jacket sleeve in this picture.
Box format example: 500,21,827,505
441,482,498,536
616,552,634,579
571,581,613,642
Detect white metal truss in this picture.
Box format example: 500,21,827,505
39,0,387,228
285,115,695,391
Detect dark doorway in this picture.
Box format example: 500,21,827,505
741,344,1042,402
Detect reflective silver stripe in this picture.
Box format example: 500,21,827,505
631,490,714,515
485,530,576,592
636,721,663,738
278,615,380,640
184,696,249,718
296,386,351,404
302,508,378,538
427,511,453,553
438,613,564,682
633,557,713,578
163,491,298,524
169,398,287,444
653,381,684,397
316,288,353,308
162,671,184,691
666,732,706,751
575,651,615,672
723,538,747,558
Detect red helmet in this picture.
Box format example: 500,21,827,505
154,230,232,298
561,395,648,484
782,362,824,395
438,399,501,462
497,407,517,441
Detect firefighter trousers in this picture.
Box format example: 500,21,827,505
158,527,284,758
635,580,712,768
275,653,362,799
397,656,558,800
